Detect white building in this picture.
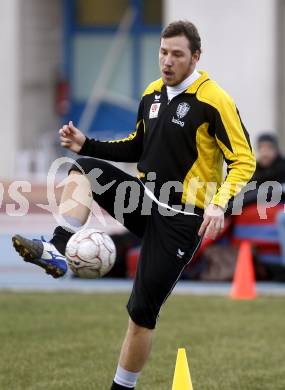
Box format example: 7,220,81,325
0,0,284,180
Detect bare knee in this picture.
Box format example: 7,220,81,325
127,317,153,336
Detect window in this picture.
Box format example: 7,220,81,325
75,0,129,26
143,0,162,26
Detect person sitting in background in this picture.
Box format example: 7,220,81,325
219,133,285,282
254,134,285,266
251,133,285,186
277,210,285,267
234,133,285,279
253,134,285,273
254,133,285,272
231,133,285,208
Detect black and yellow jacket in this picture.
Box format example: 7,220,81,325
79,71,256,212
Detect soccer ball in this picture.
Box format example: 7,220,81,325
65,228,116,279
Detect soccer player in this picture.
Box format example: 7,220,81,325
12,21,256,389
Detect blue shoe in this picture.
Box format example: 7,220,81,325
12,234,68,278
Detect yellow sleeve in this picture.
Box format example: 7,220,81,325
198,82,256,209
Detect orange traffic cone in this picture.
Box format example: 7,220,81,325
230,240,256,299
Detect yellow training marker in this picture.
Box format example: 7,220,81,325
172,348,193,390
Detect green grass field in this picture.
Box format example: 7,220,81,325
0,292,284,390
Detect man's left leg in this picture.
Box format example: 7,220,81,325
111,319,153,389
111,207,203,389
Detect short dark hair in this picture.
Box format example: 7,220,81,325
257,133,278,148
161,20,202,54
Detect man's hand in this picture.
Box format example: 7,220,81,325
59,121,86,153
198,203,225,240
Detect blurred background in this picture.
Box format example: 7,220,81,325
1,0,285,286
1,0,285,180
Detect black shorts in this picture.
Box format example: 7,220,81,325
70,157,203,329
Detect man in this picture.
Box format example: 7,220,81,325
252,133,285,185
233,133,285,208
252,134,285,266
244,133,285,271
12,21,256,389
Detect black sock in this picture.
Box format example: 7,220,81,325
110,381,134,389
49,226,74,255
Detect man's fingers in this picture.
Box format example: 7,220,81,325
60,135,71,142
59,128,67,137
200,204,225,240
204,219,216,239
59,126,70,137
60,136,72,148
68,121,77,133
59,123,77,136
199,217,224,239
198,217,209,236
214,220,222,231
61,143,71,149
204,219,223,239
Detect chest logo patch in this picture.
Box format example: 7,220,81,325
149,103,161,119
172,102,190,127
176,102,190,119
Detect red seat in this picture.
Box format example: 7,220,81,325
126,246,140,278
231,203,284,264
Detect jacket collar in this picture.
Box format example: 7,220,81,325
147,70,210,95
185,70,209,94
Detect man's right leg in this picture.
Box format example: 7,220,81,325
51,157,147,247
11,171,91,278
12,157,146,277
49,170,94,255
